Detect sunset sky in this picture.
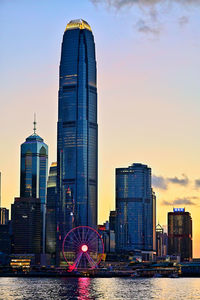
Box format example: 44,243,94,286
1,0,200,256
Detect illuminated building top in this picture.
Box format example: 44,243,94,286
173,208,185,212
65,19,92,32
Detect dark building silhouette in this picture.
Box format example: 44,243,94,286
168,208,192,261
57,19,98,263
109,211,117,232
46,162,57,263
0,223,11,255
116,163,156,253
11,197,41,254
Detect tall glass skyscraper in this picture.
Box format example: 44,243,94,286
20,121,48,252
57,19,98,261
46,162,57,263
116,163,156,253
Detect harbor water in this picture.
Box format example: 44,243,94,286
0,277,200,299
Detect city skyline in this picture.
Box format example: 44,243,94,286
1,0,200,257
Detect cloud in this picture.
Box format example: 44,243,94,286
167,174,189,186
195,179,200,189
136,19,160,35
90,0,200,9
90,0,199,34
162,196,198,206
179,16,189,26
152,174,189,190
152,175,168,190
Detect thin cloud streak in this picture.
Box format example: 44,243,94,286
167,174,189,186
162,196,198,206
152,174,189,190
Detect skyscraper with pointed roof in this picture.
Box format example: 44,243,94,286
20,118,48,252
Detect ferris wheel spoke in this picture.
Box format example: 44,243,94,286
86,235,99,246
71,230,81,245
69,233,81,246
65,239,80,249
71,251,83,271
85,252,97,269
77,227,83,243
83,227,90,243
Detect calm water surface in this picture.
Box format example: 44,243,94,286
0,277,200,300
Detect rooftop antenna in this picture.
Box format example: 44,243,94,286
33,113,37,134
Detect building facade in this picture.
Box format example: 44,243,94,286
11,197,41,255
116,163,156,253
45,162,57,263
168,208,192,261
20,124,48,252
156,224,168,257
0,208,9,225
57,19,98,262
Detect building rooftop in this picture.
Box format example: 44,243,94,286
65,19,92,32
25,133,44,143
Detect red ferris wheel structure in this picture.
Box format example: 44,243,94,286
62,226,104,271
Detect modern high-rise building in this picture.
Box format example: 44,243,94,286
57,19,98,262
46,162,57,263
11,197,41,255
156,223,168,257
20,120,48,252
0,172,1,207
116,163,156,253
168,208,192,261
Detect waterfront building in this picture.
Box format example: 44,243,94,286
45,162,57,263
11,197,41,255
116,163,156,253
20,119,48,252
168,208,192,261
0,223,11,255
57,19,98,262
0,208,9,225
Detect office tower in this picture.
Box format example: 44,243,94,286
46,162,57,262
0,208,9,225
116,163,156,253
20,120,48,252
57,19,98,261
0,172,1,207
11,197,41,255
156,223,168,257
168,208,192,261
0,224,11,255
109,210,117,232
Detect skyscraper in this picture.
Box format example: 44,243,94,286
57,19,98,261
11,197,41,255
20,119,48,252
46,162,57,263
168,208,192,261
116,163,156,253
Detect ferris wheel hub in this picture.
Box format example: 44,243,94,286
81,244,88,252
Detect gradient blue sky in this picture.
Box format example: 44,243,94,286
1,0,200,256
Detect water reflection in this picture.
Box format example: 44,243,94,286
0,277,200,299
77,278,93,300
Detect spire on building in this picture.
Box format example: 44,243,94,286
33,113,37,134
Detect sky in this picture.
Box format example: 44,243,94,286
1,0,200,256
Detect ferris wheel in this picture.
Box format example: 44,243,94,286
62,226,104,271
